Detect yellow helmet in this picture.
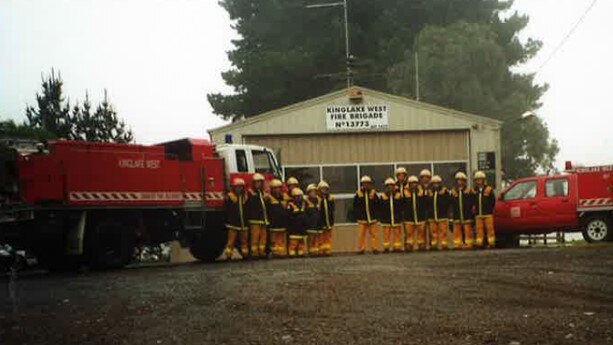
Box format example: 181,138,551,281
306,184,317,193
431,175,442,183
286,177,299,186
474,171,486,180
408,175,419,183
419,169,432,178
395,167,407,176
252,173,265,182
360,175,372,184
455,172,468,180
384,178,396,186
317,180,329,189
269,179,282,188
291,188,304,197
231,178,245,186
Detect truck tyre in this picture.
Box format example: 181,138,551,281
582,216,611,243
86,221,136,269
496,233,520,249
188,212,226,262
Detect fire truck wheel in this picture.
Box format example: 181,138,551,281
188,214,226,262
582,216,611,243
87,221,136,269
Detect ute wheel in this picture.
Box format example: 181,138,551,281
582,216,611,243
188,213,226,262
86,221,136,269
496,233,520,249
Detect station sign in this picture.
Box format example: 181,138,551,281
325,104,389,131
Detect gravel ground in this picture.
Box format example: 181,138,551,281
1,246,613,345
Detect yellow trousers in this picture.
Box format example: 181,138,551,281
475,215,496,248
288,236,307,257
358,222,379,252
308,231,321,255
249,223,267,257
224,228,249,258
429,220,449,250
269,230,287,257
453,222,474,249
383,226,402,251
405,222,426,250
319,228,333,255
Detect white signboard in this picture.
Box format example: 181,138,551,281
326,104,389,131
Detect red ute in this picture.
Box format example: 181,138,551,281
495,164,613,244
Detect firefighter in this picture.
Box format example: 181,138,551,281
379,178,403,253
287,188,308,257
420,169,434,250
395,167,410,251
450,172,475,249
427,175,451,250
285,177,299,202
317,180,335,256
404,175,428,251
246,173,269,258
220,177,249,260
268,179,288,257
473,171,496,249
353,176,380,254
305,184,322,256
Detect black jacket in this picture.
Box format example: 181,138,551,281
287,200,308,237
395,181,410,221
450,187,474,223
353,188,379,224
246,188,269,225
473,185,496,216
267,194,288,231
404,186,428,223
318,194,335,230
305,198,322,232
427,187,451,221
378,191,403,227
224,191,248,231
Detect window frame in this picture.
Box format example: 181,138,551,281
282,159,470,225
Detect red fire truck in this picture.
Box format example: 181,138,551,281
495,163,613,245
0,138,282,269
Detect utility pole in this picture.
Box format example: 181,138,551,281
306,0,352,89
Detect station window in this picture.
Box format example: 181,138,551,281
322,166,357,194
359,165,394,189
285,167,320,191
433,162,468,188
333,198,355,224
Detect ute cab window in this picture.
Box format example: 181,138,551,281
546,178,569,197
503,180,537,201
235,149,248,173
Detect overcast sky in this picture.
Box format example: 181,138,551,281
1,0,611,168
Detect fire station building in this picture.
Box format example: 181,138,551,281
208,87,502,251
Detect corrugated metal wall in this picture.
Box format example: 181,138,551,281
245,130,468,165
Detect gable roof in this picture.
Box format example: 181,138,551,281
208,86,502,134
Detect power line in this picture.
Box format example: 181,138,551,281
536,0,598,74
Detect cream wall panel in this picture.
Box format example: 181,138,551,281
245,131,468,165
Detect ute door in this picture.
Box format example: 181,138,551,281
495,179,541,231
539,176,577,229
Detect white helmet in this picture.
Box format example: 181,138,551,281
252,173,265,182
408,175,419,183
455,172,468,180
431,175,442,183
384,178,396,186
360,176,372,184
395,167,407,176
474,171,486,180
286,177,299,186
419,169,432,178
